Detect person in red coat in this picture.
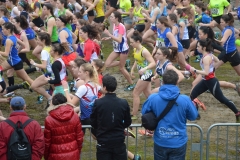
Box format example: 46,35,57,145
44,93,84,160
0,96,44,160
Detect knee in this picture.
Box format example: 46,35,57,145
119,67,125,72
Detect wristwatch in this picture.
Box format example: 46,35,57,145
194,69,197,73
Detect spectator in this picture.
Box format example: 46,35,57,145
142,70,198,159
44,93,83,160
91,75,132,160
0,96,44,160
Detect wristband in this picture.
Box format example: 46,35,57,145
64,89,69,91
33,62,36,66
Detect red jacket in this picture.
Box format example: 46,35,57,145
0,111,44,160
44,103,83,160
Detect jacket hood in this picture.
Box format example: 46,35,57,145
159,84,180,100
47,103,76,121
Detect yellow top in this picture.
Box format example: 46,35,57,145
95,0,104,17
31,0,42,18
133,6,145,24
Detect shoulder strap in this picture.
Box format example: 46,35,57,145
22,119,33,129
4,119,16,129
156,94,179,123
85,83,97,96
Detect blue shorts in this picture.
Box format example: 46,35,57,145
177,41,183,53
25,28,35,40
122,16,133,25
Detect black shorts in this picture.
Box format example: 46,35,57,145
8,60,23,70
139,72,153,81
88,10,94,16
134,24,145,33
32,17,44,28
0,81,6,93
108,0,118,9
213,15,222,24
94,16,105,23
180,39,190,49
51,41,59,44
187,26,196,39
219,50,240,67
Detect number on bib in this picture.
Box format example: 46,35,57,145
211,8,219,15
113,41,118,49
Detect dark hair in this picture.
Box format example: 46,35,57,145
102,74,117,92
92,59,105,73
221,13,234,26
199,26,218,44
168,13,178,23
18,0,32,12
131,30,142,42
14,15,29,29
163,70,179,85
0,6,9,17
176,7,193,18
59,0,68,8
74,12,83,19
81,24,99,39
78,19,88,26
43,3,54,17
197,39,213,52
11,105,24,110
195,1,206,12
58,14,72,25
158,16,171,28
74,57,87,67
52,93,67,105
3,22,15,33
113,11,122,22
38,32,51,46
51,43,65,55
159,46,178,61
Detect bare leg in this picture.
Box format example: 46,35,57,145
31,75,51,99
119,53,133,84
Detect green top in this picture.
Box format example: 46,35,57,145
57,8,72,31
119,0,132,17
46,16,58,42
133,6,145,24
208,0,230,17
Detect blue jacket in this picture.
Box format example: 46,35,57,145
142,84,198,148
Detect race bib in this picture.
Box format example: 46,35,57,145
156,38,165,47
133,16,138,22
211,8,219,15
113,41,118,49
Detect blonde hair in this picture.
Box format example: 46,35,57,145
81,63,99,85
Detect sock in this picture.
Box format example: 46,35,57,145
8,76,14,86
6,84,22,93
25,67,37,74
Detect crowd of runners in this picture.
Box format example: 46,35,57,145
0,0,239,146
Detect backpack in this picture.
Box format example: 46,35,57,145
82,83,98,108
5,119,33,160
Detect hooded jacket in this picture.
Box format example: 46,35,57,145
44,103,83,160
142,84,198,148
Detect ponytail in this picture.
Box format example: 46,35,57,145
221,13,234,26
198,39,213,52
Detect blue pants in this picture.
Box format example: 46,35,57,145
154,143,187,160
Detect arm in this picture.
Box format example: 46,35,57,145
59,30,68,43
166,32,178,48
83,42,93,62
179,21,185,40
72,31,77,44
123,99,132,128
104,26,124,43
0,39,13,57
66,9,74,17
186,96,198,120
48,61,62,84
219,29,232,45
142,8,160,23
19,32,30,53
86,0,99,12
190,56,211,75
31,121,44,160
30,59,47,69
171,26,178,36
75,114,83,152
130,61,137,78
46,18,55,37
139,48,156,73
62,81,84,105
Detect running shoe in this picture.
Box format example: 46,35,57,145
185,55,190,63
194,55,200,63
37,95,43,104
3,92,15,98
21,81,30,90
124,84,135,91
235,84,240,96
124,129,136,138
125,59,131,72
214,32,220,40
45,100,51,109
175,64,181,70
193,98,207,111
236,112,240,123
134,154,141,160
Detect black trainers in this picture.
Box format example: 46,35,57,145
236,112,240,123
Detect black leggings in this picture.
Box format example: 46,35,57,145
190,77,238,114
19,53,31,66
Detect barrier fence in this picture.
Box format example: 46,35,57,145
41,123,240,160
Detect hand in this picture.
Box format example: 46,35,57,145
138,67,147,75
103,29,111,36
61,80,69,89
190,67,196,72
199,23,203,26
33,26,39,31
142,13,147,18
30,59,35,65
0,116,6,122
83,10,88,15
129,7,133,12
101,37,111,41
45,76,51,81
130,70,135,79
151,76,156,82
117,9,123,14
